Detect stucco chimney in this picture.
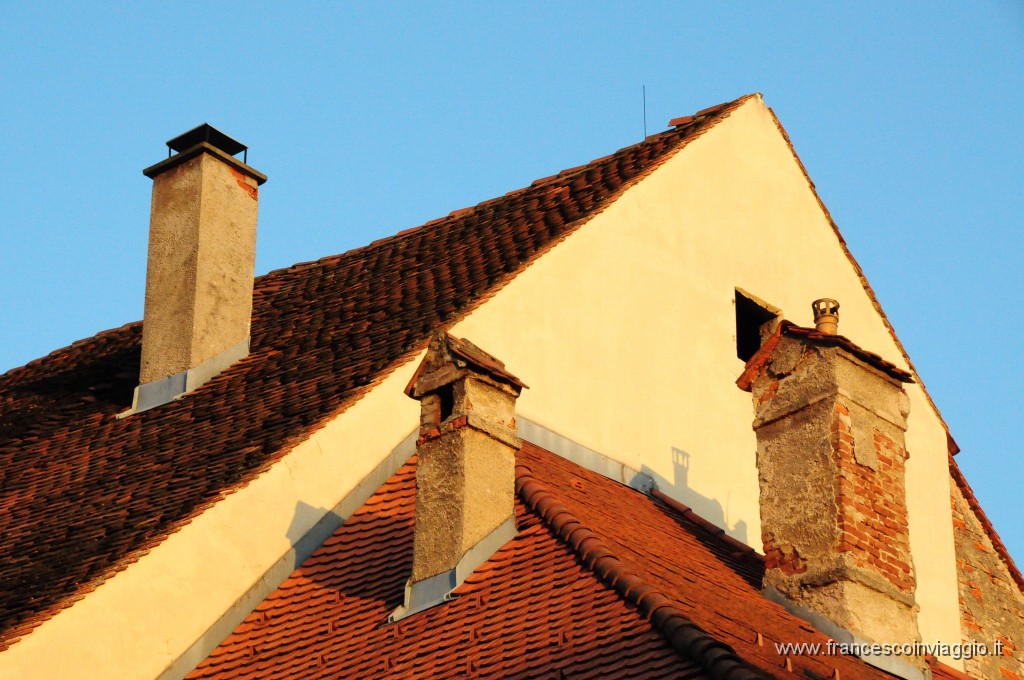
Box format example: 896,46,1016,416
737,317,923,671
391,331,526,621
129,124,267,413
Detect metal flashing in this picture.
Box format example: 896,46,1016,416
516,418,655,494
763,585,930,680
121,337,250,417
389,517,518,623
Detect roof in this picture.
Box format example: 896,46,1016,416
189,441,964,679
0,96,750,649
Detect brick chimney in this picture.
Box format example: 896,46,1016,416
391,331,526,621
129,124,267,413
737,306,922,659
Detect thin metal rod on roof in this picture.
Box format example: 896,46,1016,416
642,84,647,140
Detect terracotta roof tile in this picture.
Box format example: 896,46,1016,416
737,321,912,393
188,453,699,679
191,441,968,679
0,96,752,648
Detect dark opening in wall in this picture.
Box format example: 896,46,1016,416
736,289,780,361
439,384,455,422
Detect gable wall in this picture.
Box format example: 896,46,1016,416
448,96,963,666
950,477,1024,677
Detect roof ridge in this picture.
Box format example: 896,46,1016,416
0,322,139,384
515,463,764,680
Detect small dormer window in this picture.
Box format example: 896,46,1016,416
735,288,781,361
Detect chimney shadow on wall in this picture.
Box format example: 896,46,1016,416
640,446,749,548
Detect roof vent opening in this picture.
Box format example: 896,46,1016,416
438,383,455,423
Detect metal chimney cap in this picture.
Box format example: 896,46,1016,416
812,298,840,335
144,123,266,184
166,123,247,158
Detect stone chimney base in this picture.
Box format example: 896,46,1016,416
769,563,920,646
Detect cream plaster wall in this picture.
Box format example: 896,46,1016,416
448,96,962,664
0,362,421,680
0,96,964,677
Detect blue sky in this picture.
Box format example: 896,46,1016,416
2,4,1022,561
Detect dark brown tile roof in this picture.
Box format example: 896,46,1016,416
0,96,751,649
190,441,963,679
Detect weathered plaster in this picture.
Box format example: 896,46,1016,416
749,336,921,650
140,152,259,385
950,478,1024,678
448,96,962,664
408,340,523,583
0,95,966,675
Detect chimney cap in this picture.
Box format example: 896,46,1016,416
144,124,266,184
811,298,840,335
166,123,247,158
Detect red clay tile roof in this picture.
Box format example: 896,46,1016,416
0,96,751,649
404,331,528,399
190,441,962,679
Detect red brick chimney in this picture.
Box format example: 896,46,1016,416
737,304,922,653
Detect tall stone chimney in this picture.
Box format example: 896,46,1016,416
391,331,526,621
737,306,922,664
130,124,267,413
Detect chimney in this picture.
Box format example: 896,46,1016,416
737,305,923,670
129,124,267,413
812,298,840,335
391,332,527,621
